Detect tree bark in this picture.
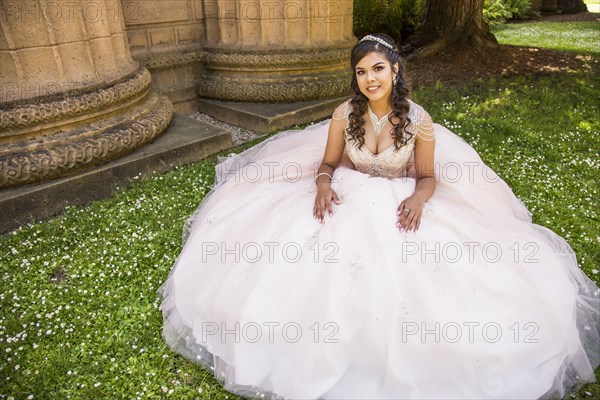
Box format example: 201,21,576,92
558,0,588,13
405,0,498,59
540,0,558,12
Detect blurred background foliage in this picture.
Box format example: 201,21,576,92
353,0,540,43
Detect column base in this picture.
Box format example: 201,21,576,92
197,95,351,134
0,113,232,234
0,67,174,188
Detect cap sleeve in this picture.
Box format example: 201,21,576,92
409,100,435,142
331,99,350,121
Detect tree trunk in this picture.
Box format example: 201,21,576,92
540,0,558,12
405,0,498,59
530,0,544,12
558,0,588,13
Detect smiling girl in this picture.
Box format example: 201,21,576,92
159,33,600,399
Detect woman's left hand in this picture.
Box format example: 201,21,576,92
396,196,424,233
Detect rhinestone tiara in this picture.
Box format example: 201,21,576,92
359,35,395,51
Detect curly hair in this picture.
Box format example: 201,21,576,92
347,33,412,152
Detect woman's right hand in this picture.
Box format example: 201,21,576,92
313,185,341,224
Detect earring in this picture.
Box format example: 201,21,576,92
392,74,397,85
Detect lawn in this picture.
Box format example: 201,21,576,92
1,67,598,399
1,26,599,400
492,21,600,55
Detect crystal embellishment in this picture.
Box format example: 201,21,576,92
367,104,392,137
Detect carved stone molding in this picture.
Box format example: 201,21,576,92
197,70,352,102
200,45,354,69
1,68,152,133
133,44,354,73
194,42,356,102
0,65,174,188
136,51,203,72
0,94,173,188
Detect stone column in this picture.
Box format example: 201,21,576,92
122,0,205,113
198,0,355,102
0,0,173,188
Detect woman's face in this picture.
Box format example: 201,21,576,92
355,52,397,102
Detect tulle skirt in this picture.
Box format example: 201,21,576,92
157,118,599,399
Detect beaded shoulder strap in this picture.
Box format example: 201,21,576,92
408,100,435,142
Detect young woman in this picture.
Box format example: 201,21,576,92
158,33,599,399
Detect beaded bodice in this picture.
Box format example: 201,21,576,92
332,99,433,179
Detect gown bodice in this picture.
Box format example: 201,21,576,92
332,98,432,179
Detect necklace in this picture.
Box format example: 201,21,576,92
367,104,392,137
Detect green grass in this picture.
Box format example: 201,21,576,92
2,17,599,399
1,68,598,399
492,21,600,55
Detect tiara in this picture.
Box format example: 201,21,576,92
359,35,395,51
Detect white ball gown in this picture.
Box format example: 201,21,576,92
158,99,599,399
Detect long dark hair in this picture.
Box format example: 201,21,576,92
348,33,412,151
